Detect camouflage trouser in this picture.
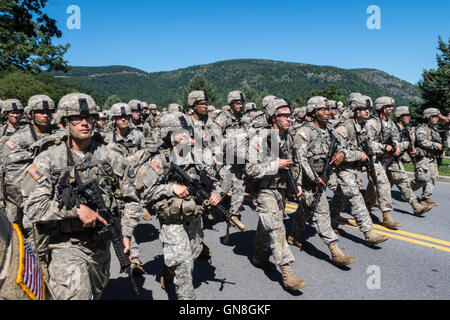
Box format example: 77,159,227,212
410,157,438,199
290,189,338,245
327,172,338,193
220,165,245,217
330,168,372,233
47,240,111,300
386,160,416,204
364,161,393,213
254,188,295,266
159,216,203,300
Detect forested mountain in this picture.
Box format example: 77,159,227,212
52,59,420,108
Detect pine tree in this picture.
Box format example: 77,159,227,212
418,36,450,115
180,74,220,107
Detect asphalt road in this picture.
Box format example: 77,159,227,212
102,179,450,300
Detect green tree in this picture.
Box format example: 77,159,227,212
0,71,54,103
241,84,262,109
0,0,70,73
180,74,220,107
103,95,122,110
307,84,348,105
418,36,450,115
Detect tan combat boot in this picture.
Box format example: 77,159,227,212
280,264,307,291
421,198,439,206
230,215,246,230
130,257,145,275
364,230,388,247
328,241,355,267
382,211,401,229
287,235,304,249
411,199,432,216
252,248,277,272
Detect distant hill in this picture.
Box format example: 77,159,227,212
51,59,421,107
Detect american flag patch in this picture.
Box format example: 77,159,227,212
6,140,16,150
215,119,223,127
150,161,162,173
28,165,42,181
13,224,45,300
337,128,346,137
252,141,262,151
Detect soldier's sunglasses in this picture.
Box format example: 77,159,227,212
276,113,292,118
69,115,97,125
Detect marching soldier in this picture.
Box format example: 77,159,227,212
289,96,355,267
410,108,445,206
245,98,306,291
0,99,27,138
329,94,389,246
22,93,141,300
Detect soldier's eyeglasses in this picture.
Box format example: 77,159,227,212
69,115,97,125
196,102,208,106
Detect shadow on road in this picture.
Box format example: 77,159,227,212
134,222,159,244
101,275,153,300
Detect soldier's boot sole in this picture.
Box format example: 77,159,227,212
230,216,246,230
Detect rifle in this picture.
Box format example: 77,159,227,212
169,162,244,232
401,127,417,168
58,175,140,296
309,132,338,212
359,138,381,201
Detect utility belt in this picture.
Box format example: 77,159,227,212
48,229,99,245
154,196,205,222
36,218,90,237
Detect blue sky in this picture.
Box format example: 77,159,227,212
45,0,450,84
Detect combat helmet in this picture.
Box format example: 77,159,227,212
110,103,132,118
59,93,98,119
374,96,395,112
27,95,56,113
394,106,411,118
245,102,257,113
2,99,24,115
266,98,291,118
128,100,142,112
262,95,277,110
422,108,440,120
188,91,209,107
227,91,245,105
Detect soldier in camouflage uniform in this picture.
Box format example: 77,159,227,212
104,103,146,273
390,106,432,216
137,111,222,300
288,107,307,136
289,96,355,267
129,100,153,144
250,95,277,129
363,97,402,229
410,108,445,206
104,103,146,154
22,93,142,300
329,95,388,246
214,91,247,230
245,98,306,291
241,102,257,129
0,99,27,138
0,95,63,231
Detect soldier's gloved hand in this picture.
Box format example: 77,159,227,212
209,193,220,207
173,184,189,198
77,204,109,229
330,152,345,166
277,158,292,170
